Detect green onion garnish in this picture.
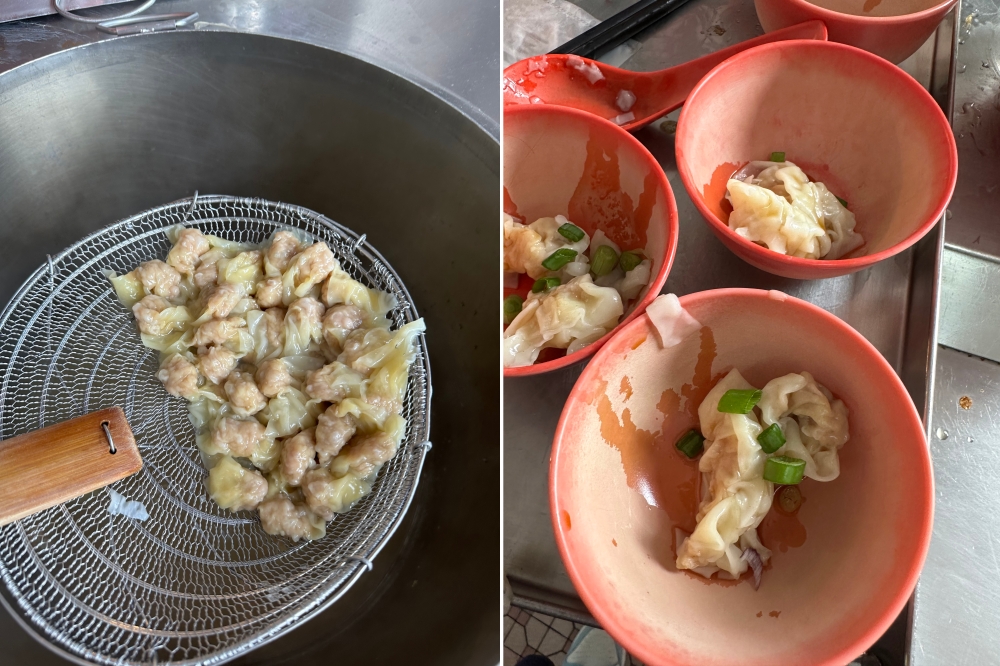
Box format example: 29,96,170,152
757,423,786,454
590,245,619,277
503,295,523,325
763,456,806,485
717,389,762,414
541,248,577,271
558,223,585,243
619,250,643,272
531,277,561,293
675,429,705,459
770,151,786,162
835,195,849,208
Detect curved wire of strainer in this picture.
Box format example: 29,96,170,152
0,194,432,666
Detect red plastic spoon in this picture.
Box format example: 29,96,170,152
502,21,828,131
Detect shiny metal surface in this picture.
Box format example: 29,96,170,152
914,347,1000,665
504,1,955,663
0,27,498,666
0,0,501,136
911,0,1000,659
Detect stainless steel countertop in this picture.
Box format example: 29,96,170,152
0,0,500,136
911,0,1000,660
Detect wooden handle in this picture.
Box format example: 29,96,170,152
0,407,142,526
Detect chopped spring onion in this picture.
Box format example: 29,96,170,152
770,151,786,162
531,276,561,293
503,295,523,325
836,195,849,208
558,223,585,243
675,429,705,458
717,389,762,414
777,485,803,513
590,245,619,277
619,250,643,272
763,456,806,485
757,423,786,454
541,248,577,271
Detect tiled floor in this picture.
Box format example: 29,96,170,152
503,605,644,666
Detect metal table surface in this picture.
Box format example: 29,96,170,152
0,2,499,665
503,1,955,663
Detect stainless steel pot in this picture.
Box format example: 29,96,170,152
0,30,499,665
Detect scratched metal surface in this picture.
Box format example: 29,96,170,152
913,347,1000,665
504,0,955,663
0,0,500,135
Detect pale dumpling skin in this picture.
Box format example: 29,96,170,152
208,456,268,512
258,496,322,542
255,277,283,308
193,316,246,346
304,362,365,403
194,249,225,289
503,274,623,368
339,327,392,375
315,408,356,464
503,214,590,279
136,260,182,301
264,231,302,275
212,416,266,457
200,283,243,320
157,354,201,398
115,226,421,542
166,228,210,274
224,371,268,417
726,161,863,260
198,345,238,385
132,295,187,336
676,368,850,582
281,428,318,485
256,358,292,398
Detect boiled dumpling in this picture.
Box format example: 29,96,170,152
207,455,268,511
503,214,590,279
727,161,863,260
503,274,623,368
676,369,773,579
758,372,849,482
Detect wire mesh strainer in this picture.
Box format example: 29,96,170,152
0,194,432,666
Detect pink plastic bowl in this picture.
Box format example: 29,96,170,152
550,289,933,666
755,0,957,64
676,40,957,280
504,105,679,377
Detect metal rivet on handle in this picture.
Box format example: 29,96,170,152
101,420,116,455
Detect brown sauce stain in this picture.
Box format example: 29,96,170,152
631,335,646,350
612,538,618,547
756,611,763,618
862,0,882,11
503,186,524,222
960,396,973,410
759,497,808,553
703,162,740,222
561,510,572,530
769,610,782,618
620,376,633,401
567,129,654,251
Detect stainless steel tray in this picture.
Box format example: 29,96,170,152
503,1,959,663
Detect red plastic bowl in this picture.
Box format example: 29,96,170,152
504,105,679,376
550,288,934,666
755,0,957,64
675,40,957,280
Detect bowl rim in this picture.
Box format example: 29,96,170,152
503,104,680,377
768,0,958,24
549,287,935,666
675,39,958,276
